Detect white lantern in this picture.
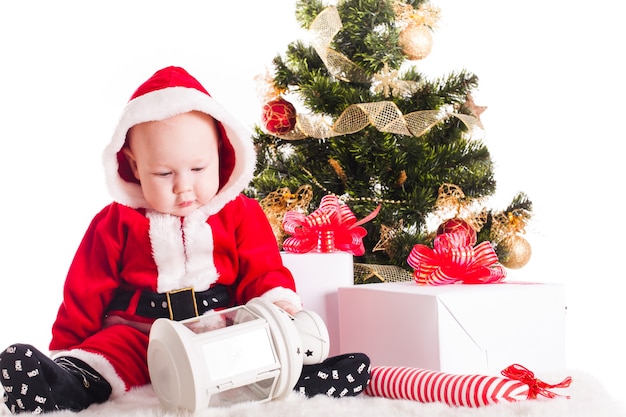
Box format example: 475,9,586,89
147,297,329,411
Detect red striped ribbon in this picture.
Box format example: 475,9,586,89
407,231,506,285
282,194,380,256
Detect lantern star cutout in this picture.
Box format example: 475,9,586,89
305,349,314,357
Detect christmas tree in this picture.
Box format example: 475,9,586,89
246,0,532,281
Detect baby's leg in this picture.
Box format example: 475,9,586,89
1,343,111,414
59,323,152,394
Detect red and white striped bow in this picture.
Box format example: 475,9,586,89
407,231,506,285
282,194,380,256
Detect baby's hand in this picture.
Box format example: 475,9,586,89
273,300,302,316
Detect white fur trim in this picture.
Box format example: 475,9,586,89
147,210,186,292
181,210,219,289
51,349,127,399
260,287,302,310
148,210,219,292
102,86,256,210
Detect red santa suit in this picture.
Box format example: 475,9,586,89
48,66,301,398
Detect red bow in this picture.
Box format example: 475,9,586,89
407,231,506,285
282,195,380,256
501,364,572,400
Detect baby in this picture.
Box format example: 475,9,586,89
0,66,303,413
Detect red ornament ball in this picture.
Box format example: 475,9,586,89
436,218,477,246
262,98,297,134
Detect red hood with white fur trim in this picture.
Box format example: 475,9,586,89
102,66,255,211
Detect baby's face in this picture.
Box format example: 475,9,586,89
124,111,221,217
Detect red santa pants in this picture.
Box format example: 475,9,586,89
77,324,151,389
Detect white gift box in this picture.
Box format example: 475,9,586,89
338,281,566,374
281,251,354,356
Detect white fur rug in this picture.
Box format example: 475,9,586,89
1,370,624,417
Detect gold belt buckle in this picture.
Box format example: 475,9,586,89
165,287,199,321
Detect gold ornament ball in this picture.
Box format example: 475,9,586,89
399,24,433,60
501,235,532,269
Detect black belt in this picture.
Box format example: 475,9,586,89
108,284,231,321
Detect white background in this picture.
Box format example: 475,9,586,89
1,0,624,404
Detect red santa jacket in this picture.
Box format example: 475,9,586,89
50,195,296,351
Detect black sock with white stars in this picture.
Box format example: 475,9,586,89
1,344,111,414
294,353,370,398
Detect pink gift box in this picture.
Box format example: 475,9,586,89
338,281,566,374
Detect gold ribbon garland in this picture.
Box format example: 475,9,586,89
309,5,370,83
276,103,482,140
354,262,414,284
